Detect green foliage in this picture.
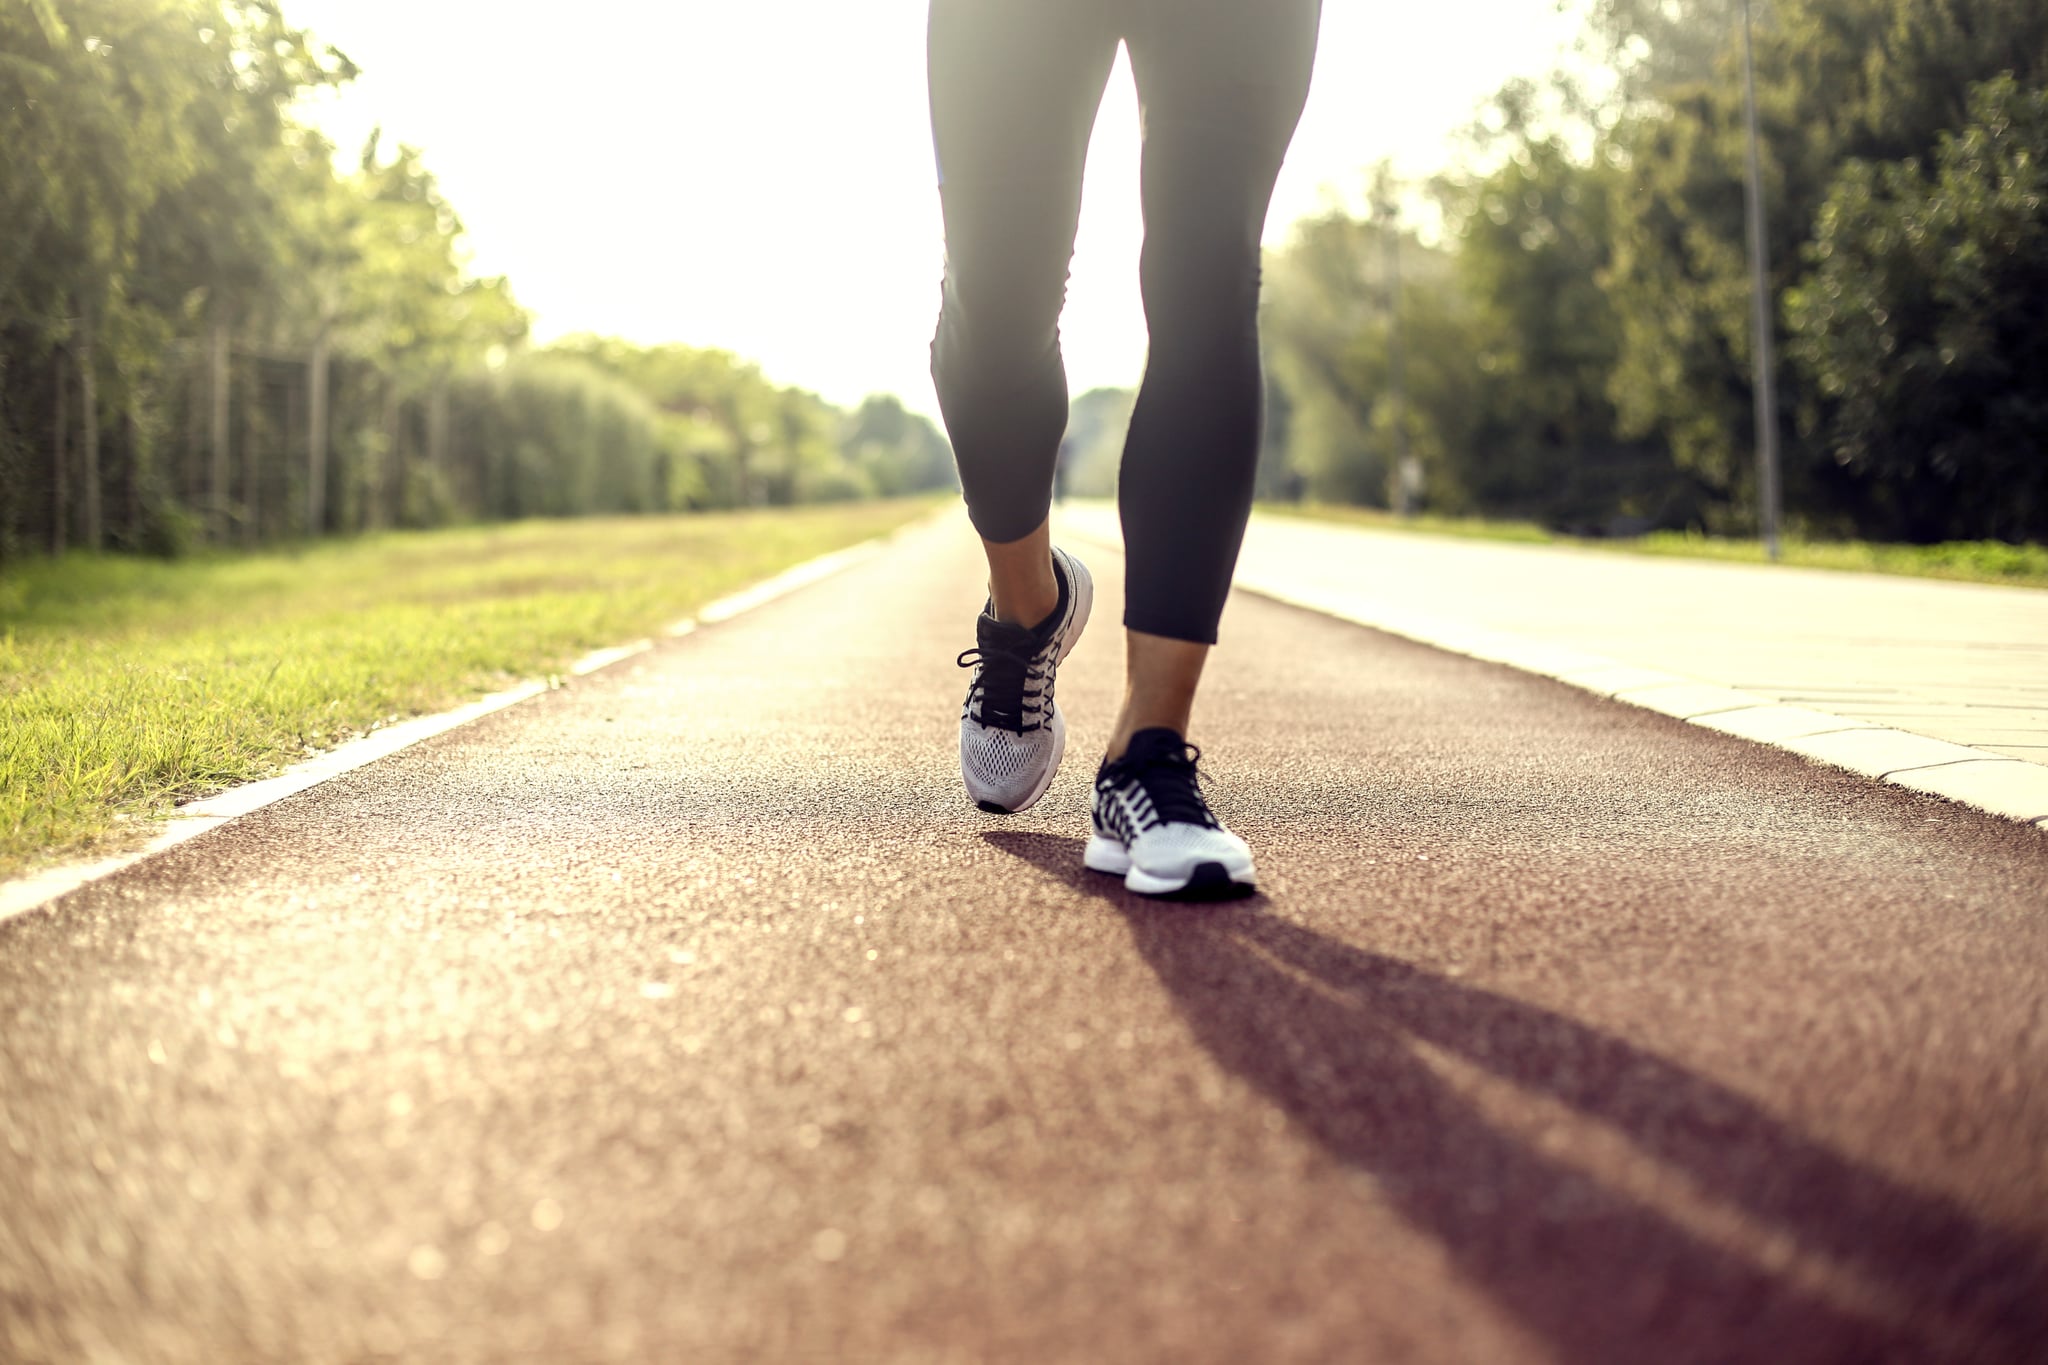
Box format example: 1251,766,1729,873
343,134,527,382
1788,76,2048,541
0,500,933,875
1437,86,1694,529
1261,179,1444,508
0,0,357,552
1256,0,2048,546
1574,0,1743,103
1601,78,1776,521
447,356,666,520
1262,142,1689,532
1270,502,2048,586
841,395,956,498
1059,387,1137,498
1595,0,2048,534
0,3,942,561
548,336,954,512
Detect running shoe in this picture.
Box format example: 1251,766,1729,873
957,545,1093,814
1085,727,1256,897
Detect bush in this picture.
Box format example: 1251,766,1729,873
1788,76,2048,542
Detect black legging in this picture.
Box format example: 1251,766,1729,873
929,0,1321,645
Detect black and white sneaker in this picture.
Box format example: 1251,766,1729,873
1085,728,1256,897
958,545,1094,814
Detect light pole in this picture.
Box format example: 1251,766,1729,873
1375,188,1417,518
1740,0,1783,559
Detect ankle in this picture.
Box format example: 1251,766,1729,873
981,520,1060,629
990,569,1059,630
1104,719,1186,765
1109,629,1208,763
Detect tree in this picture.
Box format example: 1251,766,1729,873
1261,196,1406,506
0,0,350,553
1787,76,2048,541
1436,80,1697,529
1598,0,2048,532
1262,168,1492,513
340,133,526,528
1572,0,1745,105
840,395,955,498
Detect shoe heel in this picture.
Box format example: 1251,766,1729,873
1055,551,1093,664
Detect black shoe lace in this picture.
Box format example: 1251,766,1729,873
1113,740,1218,829
958,640,1047,733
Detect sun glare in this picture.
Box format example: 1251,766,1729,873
286,0,1582,413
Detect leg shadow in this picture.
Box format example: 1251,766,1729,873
983,830,2047,1364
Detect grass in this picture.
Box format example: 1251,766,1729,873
0,499,936,878
1263,502,2048,589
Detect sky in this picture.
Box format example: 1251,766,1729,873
287,1,1588,415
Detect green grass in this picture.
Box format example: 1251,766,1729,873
1263,502,2048,589
1,500,936,878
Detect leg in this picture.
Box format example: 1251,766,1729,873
1106,630,1209,761
928,0,1118,624
982,516,1057,627
933,0,1115,813
1118,0,1321,647
1106,0,1320,757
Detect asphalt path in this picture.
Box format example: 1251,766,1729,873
4,514,2046,1364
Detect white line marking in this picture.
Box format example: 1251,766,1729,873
1,526,909,926
569,641,654,677
695,541,882,623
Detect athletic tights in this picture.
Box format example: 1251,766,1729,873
928,0,1322,644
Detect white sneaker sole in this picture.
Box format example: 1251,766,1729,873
1084,834,1257,897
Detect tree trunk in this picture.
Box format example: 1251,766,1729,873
125,402,143,542
77,299,101,551
185,343,205,507
283,371,302,541
210,314,231,542
307,328,330,536
375,379,400,529
239,360,260,544
51,348,67,555
427,379,449,471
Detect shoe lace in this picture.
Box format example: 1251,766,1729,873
958,640,1047,733
1115,741,1218,829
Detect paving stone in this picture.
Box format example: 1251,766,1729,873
1887,760,2048,824
1614,683,1769,720
1778,729,1992,779
1693,707,1882,744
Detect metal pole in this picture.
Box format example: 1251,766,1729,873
1740,0,1782,559
1380,195,1414,517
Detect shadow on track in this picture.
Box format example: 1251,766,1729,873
983,829,2047,1365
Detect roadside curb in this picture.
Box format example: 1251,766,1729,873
0,534,895,926
1059,516,2048,835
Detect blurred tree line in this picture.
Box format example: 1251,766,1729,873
1251,0,2047,543
0,0,952,560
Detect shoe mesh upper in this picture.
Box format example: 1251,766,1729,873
959,547,1089,811
1091,728,1250,872
1126,819,1250,868
965,724,1056,786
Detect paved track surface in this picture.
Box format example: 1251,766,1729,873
4,515,2046,1364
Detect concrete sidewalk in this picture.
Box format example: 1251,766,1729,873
1059,504,2048,829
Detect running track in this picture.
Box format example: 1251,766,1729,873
3,515,2045,1363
